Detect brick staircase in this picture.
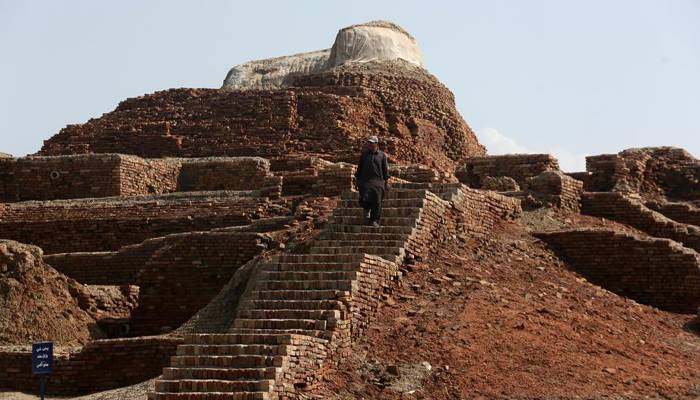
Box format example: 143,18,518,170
148,187,447,399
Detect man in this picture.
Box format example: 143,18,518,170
354,135,390,227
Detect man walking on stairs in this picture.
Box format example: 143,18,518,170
355,135,390,227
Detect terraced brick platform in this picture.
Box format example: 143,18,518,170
148,187,448,399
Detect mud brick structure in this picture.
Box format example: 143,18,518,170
128,230,274,336
146,185,519,399
456,154,560,189
0,191,274,253
526,171,583,212
5,19,700,400
0,337,181,395
316,162,355,196
582,192,700,252
646,201,700,227
447,186,522,237
44,230,271,286
39,64,484,173
389,163,445,183
584,147,700,201
481,176,520,191
0,154,178,202
536,229,700,313
175,157,281,196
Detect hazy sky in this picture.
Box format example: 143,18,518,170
1,0,699,171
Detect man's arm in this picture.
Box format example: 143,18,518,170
382,153,390,188
355,153,364,179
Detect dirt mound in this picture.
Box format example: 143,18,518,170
0,240,100,346
38,61,483,173
311,218,700,399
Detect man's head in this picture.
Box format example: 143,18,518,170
367,136,379,152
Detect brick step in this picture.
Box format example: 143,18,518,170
340,189,426,200
237,309,340,321
184,334,294,346
255,279,353,291
332,207,421,217
277,253,366,263
163,367,278,381
318,232,410,241
308,246,403,256
329,216,418,227
228,328,327,339
339,198,426,208
148,391,269,400
233,318,328,331
324,224,415,234
314,239,406,248
171,355,283,369
240,299,344,311
155,379,272,393
177,344,282,357
259,270,357,281
262,262,359,273
251,289,348,301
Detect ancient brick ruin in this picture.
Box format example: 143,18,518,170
1,20,699,400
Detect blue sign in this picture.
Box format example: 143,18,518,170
31,341,53,375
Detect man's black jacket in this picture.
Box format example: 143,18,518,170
355,149,389,187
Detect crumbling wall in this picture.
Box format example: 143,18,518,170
0,336,181,395
118,156,179,195
526,171,583,212
39,66,484,173
646,201,700,227
536,229,700,313
456,154,559,189
582,192,700,252
449,186,522,237
128,231,272,336
0,154,178,202
176,157,271,190
585,147,700,201
0,191,274,253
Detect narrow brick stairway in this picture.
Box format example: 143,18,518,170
149,188,446,400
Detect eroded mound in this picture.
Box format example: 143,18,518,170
311,218,700,399
38,62,483,172
0,240,99,346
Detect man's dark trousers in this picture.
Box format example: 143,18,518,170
359,181,384,223
355,148,389,224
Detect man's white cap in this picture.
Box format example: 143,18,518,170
367,136,379,143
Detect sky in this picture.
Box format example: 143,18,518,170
1,1,699,171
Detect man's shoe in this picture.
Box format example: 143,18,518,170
364,209,372,219
372,221,380,227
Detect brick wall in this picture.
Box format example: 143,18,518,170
389,163,444,183
449,186,522,237
585,148,700,201
0,336,181,395
0,154,121,201
582,192,700,252
646,201,700,227
0,154,182,202
39,68,485,173
526,171,583,212
536,229,700,313
128,231,272,336
456,154,560,189
118,156,179,196
0,191,273,253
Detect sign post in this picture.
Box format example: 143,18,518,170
31,341,53,400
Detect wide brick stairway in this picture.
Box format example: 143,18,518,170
149,188,446,399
